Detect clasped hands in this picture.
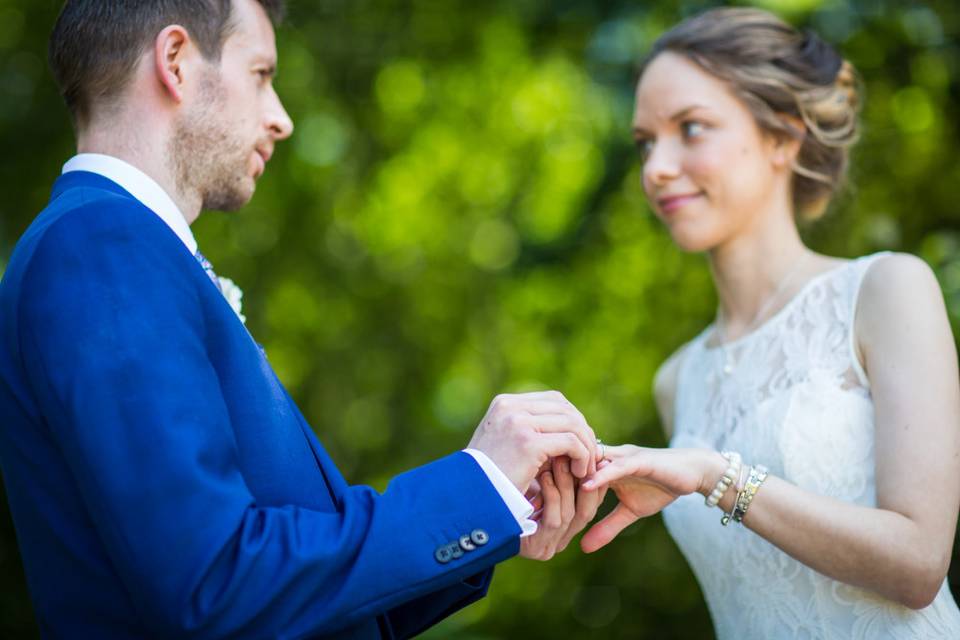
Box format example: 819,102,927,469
468,391,723,560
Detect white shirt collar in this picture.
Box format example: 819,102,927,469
62,153,198,254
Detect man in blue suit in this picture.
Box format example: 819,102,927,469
0,1,607,637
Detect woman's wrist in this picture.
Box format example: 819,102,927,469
698,449,730,497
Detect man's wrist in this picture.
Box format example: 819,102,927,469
463,449,537,537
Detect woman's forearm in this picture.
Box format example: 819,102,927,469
704,454,951,609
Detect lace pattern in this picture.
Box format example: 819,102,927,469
662,253,960,639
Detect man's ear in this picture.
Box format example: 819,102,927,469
771,114,806,170
153,25,194,104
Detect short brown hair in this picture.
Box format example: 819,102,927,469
48,0,286,129
642,8,861,220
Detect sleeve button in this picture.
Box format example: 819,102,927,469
459,534,477,552
435,545,453,564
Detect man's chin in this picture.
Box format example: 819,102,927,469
203,186,255,212
203,193,253,211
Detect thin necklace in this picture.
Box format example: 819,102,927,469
715,252,810,375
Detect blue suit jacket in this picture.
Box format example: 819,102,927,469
0,171,520,638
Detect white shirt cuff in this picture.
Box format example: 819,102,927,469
463,449,537,537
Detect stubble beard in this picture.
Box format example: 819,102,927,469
168,70,253,213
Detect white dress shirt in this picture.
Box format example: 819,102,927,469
62,153,537,537
63,154,198,254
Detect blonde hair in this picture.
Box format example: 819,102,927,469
642,8,861,220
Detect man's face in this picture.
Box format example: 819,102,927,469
171,0,293,212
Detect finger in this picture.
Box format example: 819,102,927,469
580,503,638,554
518,413,580,430
539,471,562,530
515,399,583,416
574,479,604,525
531,418,595,479
598,444,632,461
516,413,597,477
529,491,544,513
505,390,572,405
537,458,552,476
520,533,546,561
539,470,566,559
485,392,567,421
582,457,640,491
552,457,577,527
557,481,604,551
536,432,591,479
524,477,542,502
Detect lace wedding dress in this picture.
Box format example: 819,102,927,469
662,253,960,639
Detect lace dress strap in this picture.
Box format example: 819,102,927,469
846,252,893,390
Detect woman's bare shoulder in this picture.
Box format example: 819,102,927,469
856,252,949,371
857,253,943,328
654,339,697,440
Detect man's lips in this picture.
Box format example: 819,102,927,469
252,147,272,178
656,192,702,214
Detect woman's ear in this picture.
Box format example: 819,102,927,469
770,114,806,170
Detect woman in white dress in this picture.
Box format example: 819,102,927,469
579,7,960,638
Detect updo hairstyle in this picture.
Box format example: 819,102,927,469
642,8,861,220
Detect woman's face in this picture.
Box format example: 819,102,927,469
633,52,790,252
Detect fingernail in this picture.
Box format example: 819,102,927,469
543,472,554,484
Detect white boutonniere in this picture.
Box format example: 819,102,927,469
217,276,246,324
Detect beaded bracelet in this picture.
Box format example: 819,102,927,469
705,451,741,508
721,464,768,526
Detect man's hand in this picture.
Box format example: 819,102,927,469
468,391,598,494
520,457,608,561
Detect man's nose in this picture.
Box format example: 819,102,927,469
266,87,294,140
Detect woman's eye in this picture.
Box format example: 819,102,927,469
682,121,705,139
635,138,654,160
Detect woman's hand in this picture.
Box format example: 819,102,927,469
520,456,608,560
580,445,724,553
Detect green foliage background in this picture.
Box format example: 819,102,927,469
1,0,959,637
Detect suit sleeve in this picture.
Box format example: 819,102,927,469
384,569,494,639
18,204,520,638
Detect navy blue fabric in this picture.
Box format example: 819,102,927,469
0,171,521,638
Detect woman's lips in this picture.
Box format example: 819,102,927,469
657,192,702,214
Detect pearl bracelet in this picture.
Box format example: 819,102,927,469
721,463,768,526
705,451,741,508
